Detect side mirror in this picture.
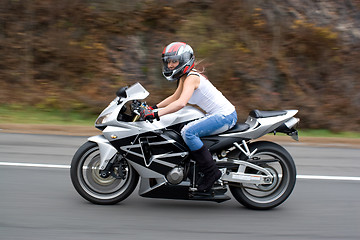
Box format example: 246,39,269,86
116,86,128,98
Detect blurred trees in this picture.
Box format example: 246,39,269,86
0,0,359,131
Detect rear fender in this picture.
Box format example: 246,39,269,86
88,135,117,170
219,110,299,140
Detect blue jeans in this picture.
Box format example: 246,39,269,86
181,110,237,151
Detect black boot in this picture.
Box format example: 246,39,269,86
190,145,222,192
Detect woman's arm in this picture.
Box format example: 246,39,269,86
158,75,199,117
157,94,178,108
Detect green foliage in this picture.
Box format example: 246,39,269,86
0,104,95,125
299,129,360,139
287,20,339,61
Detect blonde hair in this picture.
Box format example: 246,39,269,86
192,59,208,78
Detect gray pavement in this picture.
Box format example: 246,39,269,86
0,133,359,240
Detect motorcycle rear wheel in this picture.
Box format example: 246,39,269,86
70,141,139,204
229,141,296,210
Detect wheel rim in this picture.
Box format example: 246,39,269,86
240,151,292,204
77,146,133,200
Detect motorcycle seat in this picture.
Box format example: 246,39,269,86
223,123,250,134
249,109,287,118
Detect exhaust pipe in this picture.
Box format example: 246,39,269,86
275,117,300,141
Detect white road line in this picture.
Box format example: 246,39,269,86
0,161,70,169
296,175,360,181
1,161,360,181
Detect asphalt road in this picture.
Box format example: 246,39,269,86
0,133,359,240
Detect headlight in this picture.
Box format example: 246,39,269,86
95,113,112,125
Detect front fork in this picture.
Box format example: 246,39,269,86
88,135,117,171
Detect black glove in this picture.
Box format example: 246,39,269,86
140,108,160,122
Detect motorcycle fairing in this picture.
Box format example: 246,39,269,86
107,130,189,174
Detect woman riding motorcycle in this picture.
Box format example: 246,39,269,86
140,42,237,192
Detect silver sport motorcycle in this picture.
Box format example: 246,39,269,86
70,82,299,210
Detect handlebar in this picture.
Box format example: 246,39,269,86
132,109,141,122
131,100,148,122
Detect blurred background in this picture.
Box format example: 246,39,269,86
0,0,359,132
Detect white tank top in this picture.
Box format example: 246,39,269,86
187,71,235,115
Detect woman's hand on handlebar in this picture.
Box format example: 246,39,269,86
139,107,160,122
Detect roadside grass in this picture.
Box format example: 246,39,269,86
1,105,359,138
0,105,96,126
298,129,360,139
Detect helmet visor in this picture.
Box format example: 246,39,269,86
162,55,182,64
162,55,184,72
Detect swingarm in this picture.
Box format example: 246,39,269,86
221,160,273,185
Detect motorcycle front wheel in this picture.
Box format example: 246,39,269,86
229,141,296,210
70,141,139,204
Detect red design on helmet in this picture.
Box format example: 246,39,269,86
167,42,186,54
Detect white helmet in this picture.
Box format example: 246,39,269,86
162,42,195,81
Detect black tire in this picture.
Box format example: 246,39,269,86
229,141,296,210
70,141,139,205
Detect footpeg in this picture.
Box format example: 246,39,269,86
189,191,231,203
